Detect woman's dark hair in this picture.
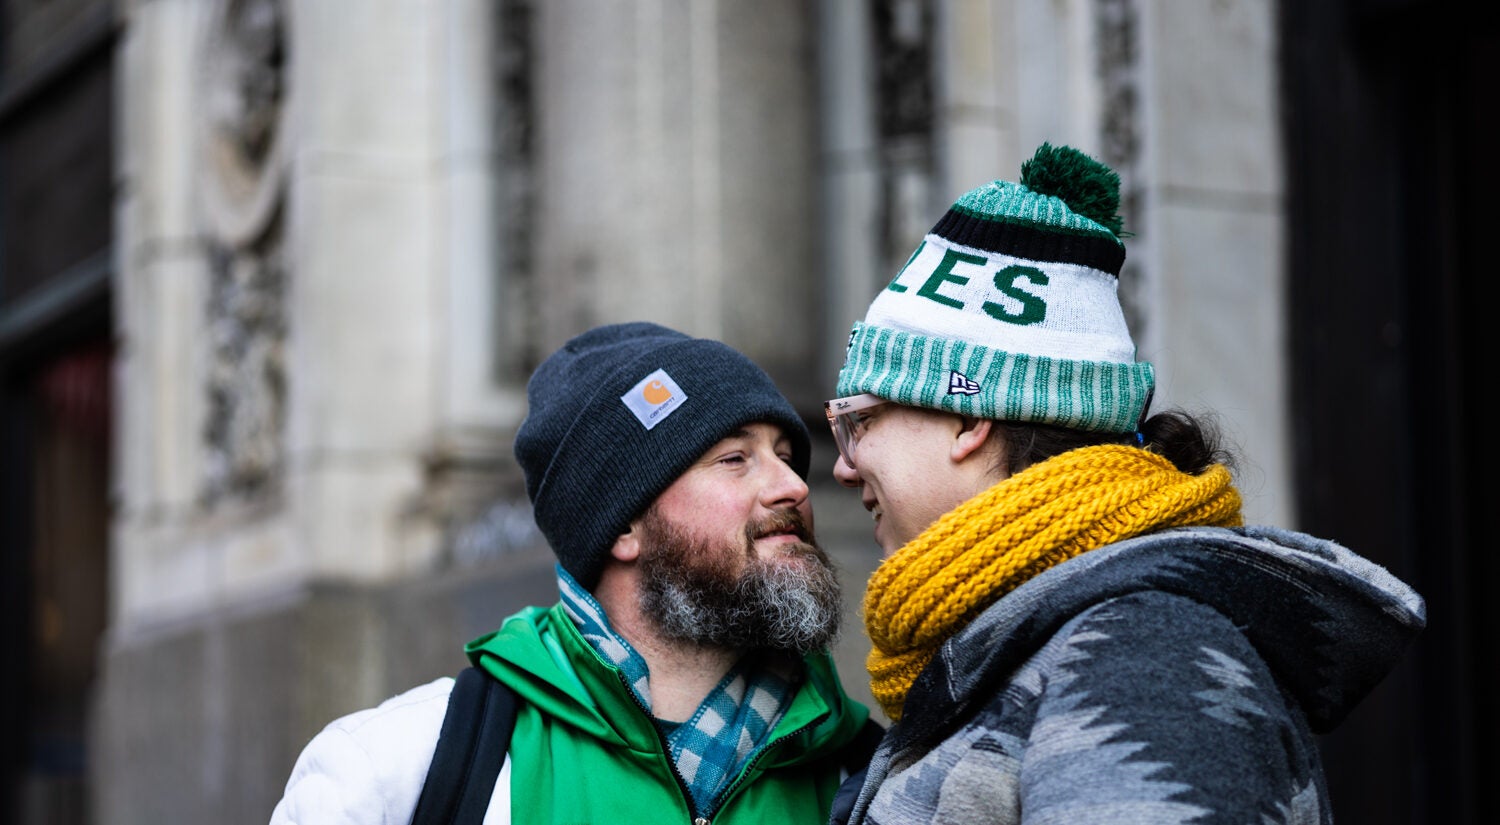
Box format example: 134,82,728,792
996,409,1236,477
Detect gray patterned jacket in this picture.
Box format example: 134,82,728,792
834,525,1425,825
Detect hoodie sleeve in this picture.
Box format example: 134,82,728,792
1018,591,1324,824
269,677,454,825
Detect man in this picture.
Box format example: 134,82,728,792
271,322,874,824
824,144,1424,823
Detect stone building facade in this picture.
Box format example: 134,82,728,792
7,1,1357,822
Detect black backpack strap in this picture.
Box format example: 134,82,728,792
411,666,520,825
829,717,885,825
839,717,885,775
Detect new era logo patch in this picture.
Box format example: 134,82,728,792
622,368,687,430
948,370,981,395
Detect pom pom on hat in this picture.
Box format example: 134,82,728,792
1021,142,1124,236
837,143,1153,433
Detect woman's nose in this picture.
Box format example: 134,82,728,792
832,453,861,488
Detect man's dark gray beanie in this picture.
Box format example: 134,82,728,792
514,321,811,589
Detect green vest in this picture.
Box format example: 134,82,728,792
466,603,870,824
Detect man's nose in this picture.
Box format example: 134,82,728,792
762,455,811,507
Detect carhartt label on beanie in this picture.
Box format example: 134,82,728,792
837,143,1154,433
621,368,687,430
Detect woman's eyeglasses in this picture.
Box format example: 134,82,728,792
823,393,888,469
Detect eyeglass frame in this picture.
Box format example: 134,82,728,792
823,393,889,469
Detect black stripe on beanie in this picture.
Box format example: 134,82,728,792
932,207,1126,275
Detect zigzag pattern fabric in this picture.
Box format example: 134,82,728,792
557,568,796,814
841,524,1426,824
863,444,1243,720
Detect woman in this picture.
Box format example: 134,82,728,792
825,144,1425,824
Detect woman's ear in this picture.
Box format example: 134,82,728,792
951,416,996,463
610,523,642,562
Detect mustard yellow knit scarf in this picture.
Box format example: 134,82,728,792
863,444,1244,720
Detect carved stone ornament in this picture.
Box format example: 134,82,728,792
199,0,290,247
203,240,287,502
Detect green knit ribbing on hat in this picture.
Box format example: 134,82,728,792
836,323,1154,433
949,181,1119,243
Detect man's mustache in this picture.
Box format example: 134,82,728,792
749,509,814,544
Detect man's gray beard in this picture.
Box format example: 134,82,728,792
636,508,842,655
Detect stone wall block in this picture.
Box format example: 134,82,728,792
533,0,819,396
716,0,818,393
291,458,431,580
286,171,436,456
1150,0,1280,195
290,0,433,159
1155,202,1289,526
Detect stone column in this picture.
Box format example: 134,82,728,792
99,2,523,822
1136,0,1289,526
817,0,881,373
285,1,448,581
530,0,821,403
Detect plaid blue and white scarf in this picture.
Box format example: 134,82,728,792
557,566,800,815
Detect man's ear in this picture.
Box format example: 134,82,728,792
610,523,642,563
951,416,995,463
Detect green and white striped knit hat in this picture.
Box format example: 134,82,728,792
836,143,1153,432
